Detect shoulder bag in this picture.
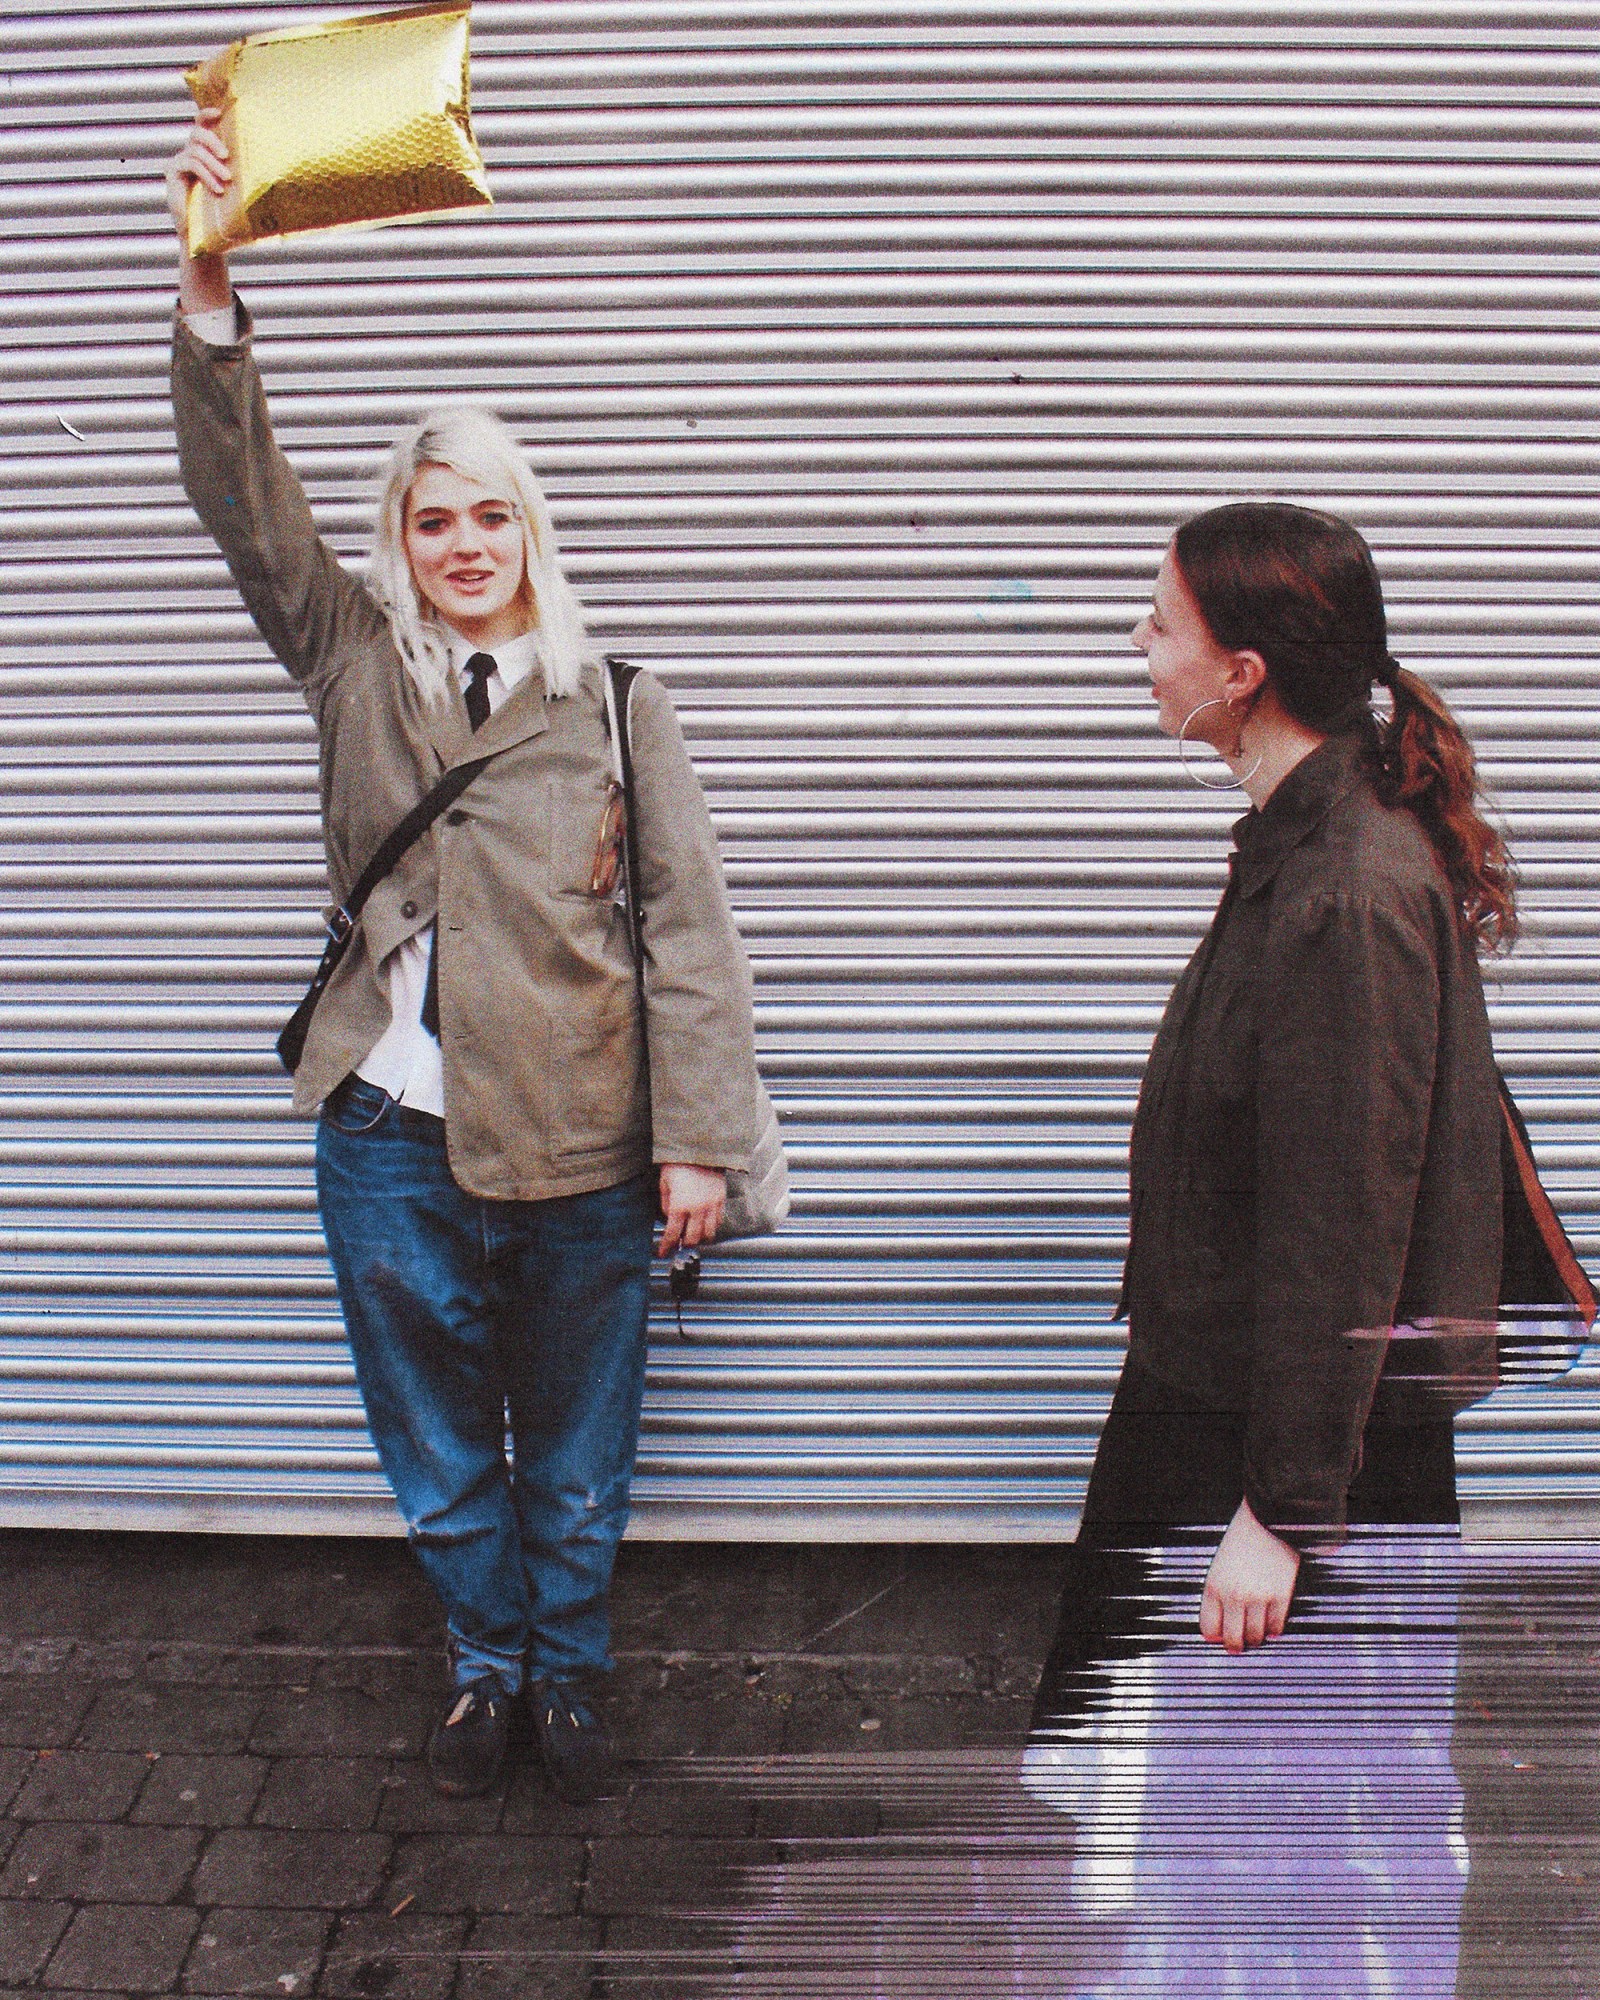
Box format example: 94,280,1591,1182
602,656,790,1249
1497,1070,1597,1384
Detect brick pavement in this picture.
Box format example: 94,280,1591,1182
3,1531,1599,1996
0,1533,1056,1996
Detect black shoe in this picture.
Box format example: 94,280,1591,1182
426,1674,513,1797
527,1674,621,1802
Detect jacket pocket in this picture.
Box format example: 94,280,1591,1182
550,982,647,1156
549,775,618,899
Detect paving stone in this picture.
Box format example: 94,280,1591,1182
0,1900,72,1984
0,1530,433,1654
874,1759,1071,1838
374,1762,505,1836
781,1691,1030,1754
991,1653,1052,1701
182,1907,331,1996
0,1990,102,1999
253,1757,389,1831
250,1689,429,1760
311,1654,437,1699
191,1828,392,1910
79,1684,263,1755
614,1781,754,1839
751,1792,881,1840
499,1767,630,1839
582,1837,777,1917
609,1544,1060,1661
9,1750,149,1822
454,1915,599,2000
132,1753,268,1826
788,1652,984,1697
0,1682,96,1750
592,1915,733,2000
0,1641,77,1676
319,1911,468,1999
140,1644,325,1690
0,1824,16,1871
0,1751,32,1815
43,1902,199,1993
605,1679,786,1760
385,1834,583,1916
0,1821,200,1901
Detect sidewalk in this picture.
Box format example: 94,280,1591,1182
2,1528,1598,1997
0,1532,1058,1997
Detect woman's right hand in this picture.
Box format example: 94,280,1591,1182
1199,1495,1301,1653
165,107,231,235
166,108,232,312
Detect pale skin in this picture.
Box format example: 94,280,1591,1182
1133,546,1328,1653
168,111,725,1256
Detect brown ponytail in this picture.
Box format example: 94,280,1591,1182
1379,663,1517,950
1172,502,1517,953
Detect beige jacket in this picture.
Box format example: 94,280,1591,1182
172,307,761,1201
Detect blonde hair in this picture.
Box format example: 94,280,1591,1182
368,406,591,704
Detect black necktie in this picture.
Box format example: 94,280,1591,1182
420,653,497,1038
463,651,495,732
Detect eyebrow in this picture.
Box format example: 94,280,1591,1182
410,498,515,519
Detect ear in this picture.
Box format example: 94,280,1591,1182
1223,648,1268,705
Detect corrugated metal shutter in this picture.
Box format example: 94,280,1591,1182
2,1,1595,1538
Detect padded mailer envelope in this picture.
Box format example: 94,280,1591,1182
184,2,491,256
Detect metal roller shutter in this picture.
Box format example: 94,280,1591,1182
1,2,1595,1537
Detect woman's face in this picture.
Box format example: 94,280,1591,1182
1133,546,1240,747
403,463,530,645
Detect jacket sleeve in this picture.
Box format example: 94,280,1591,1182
1245,885,1442,1538
171,298,391,704
626,671,764,1171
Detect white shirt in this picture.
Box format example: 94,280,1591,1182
355,630,541,1114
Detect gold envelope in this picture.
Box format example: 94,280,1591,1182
184,2,491,257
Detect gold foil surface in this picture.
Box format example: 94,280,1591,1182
184,2,490,257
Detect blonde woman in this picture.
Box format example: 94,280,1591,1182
167,111,765,1799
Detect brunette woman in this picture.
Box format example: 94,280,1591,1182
1024,501,1515,1993
1099,499,1508,1637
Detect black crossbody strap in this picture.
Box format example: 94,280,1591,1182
341,753,492,933
276,751,494,1075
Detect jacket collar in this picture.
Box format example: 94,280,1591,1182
422,630,551,771
1229,733,1369,900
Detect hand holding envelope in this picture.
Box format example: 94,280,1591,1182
181,1,491,257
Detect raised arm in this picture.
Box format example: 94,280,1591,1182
166,111,391,696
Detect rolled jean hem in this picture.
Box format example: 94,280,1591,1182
448,1635,528,1697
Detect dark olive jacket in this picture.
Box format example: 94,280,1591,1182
1119,734,1503,1534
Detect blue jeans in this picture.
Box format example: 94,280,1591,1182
315,1076,653,1694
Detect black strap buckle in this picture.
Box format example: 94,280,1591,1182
326,906,354,944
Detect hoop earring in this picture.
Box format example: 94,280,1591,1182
1177,698,1263,792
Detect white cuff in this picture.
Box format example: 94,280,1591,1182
184,301,241,346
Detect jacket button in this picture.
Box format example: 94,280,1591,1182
446,808,468,826
401,899,417,919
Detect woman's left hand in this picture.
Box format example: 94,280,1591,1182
657,1163,726,1257
1200,1496,1301,1653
